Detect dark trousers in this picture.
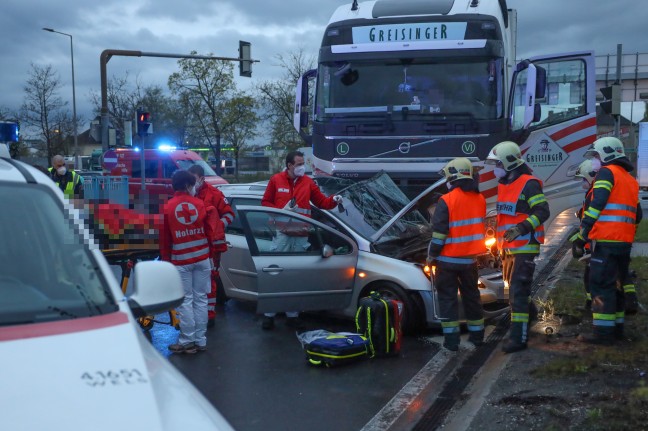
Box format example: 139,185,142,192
436,261,483,343
589,243,630,336
502,253,536,344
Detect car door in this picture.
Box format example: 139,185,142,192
236,205,358,314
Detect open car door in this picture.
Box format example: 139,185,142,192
236,206,358,314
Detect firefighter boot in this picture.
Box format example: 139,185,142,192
577,326,615,346
468,330,485,347
624,291,638,315
443,332,460,352
502,322,527,354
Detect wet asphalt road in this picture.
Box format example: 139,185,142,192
150,300,439,431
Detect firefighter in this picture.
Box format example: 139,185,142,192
159,170,215,354
48,154,83,199
188,165,235,325
426,158,486,351
485,141,550,353
572,159,599,309
572,137,642,345
260,150,342,330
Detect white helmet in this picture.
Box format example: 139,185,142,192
584,137,626,163
485,141,524,171
440,157,473,183
574,159,598,184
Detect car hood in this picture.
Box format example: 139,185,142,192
0,312,233,431
332,172,446,246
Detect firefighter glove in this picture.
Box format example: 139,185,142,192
503,225,522,242
333,195,343,203
572,242,585,259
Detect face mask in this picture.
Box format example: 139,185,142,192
581,179,591,190
189,185,196,196
195,179,204,190
493,167,507,179
590,158,601,171
293,165,306,177
56,166,67,176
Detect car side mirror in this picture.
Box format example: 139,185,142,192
322,244,334,258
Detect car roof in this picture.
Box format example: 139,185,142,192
0,157,66,197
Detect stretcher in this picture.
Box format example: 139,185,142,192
102,247,180,333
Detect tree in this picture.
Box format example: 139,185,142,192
20,63,70,161
255,49,315,156
168,54,237,174
220,94,259,180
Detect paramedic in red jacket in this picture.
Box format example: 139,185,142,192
188,165,235,322
260,150,342,330
160,170,215,354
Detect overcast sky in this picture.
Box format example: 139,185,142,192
1,0,645,130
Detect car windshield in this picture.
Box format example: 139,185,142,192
176,159,218,176
331,172,431,242
316,57,504,121
0,184,118,326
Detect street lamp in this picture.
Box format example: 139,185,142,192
42,27,78,158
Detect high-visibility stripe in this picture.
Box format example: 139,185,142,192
511,313,529,323
593,313,615,321
598,215,635,224
432,232,447,239
623,284,636,293
593,319,616,327
449,217,484,228
605,203,636,212
442,321,460,334
436,256,474,264
527,194,546,207
527,215,541,229
171,246,210,261
444,234,485,244
172,238,208,251
593,180,613,191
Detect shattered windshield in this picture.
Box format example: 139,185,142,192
0,184,117,326
331,172,431,242
316,57,503,120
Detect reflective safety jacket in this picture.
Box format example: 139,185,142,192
48,168,82,198
160,191,214,266
433,188,486,264
587,165,638,243
496,174,546,254
195,183,235,252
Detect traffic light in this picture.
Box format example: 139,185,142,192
136,109,152,137
600,84,621,116
239,40,252,78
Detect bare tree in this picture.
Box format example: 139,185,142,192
168,54,243,174
220,94,259,180
20,63,70,161
255,49,315,155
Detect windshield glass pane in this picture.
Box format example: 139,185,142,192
332,172,429,241
0,184,117,326
176,159,218,176
316,57,503,120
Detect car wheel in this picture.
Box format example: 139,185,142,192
368,282,423,335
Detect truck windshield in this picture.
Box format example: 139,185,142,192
176,159,218,176
316,57,503,121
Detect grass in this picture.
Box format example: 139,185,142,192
636,219,648,242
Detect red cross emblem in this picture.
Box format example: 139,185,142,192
175,202,198,225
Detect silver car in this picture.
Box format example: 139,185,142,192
217,173,507,332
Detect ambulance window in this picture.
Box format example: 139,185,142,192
132,160,159,178
162,160,178,178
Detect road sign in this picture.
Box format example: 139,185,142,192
103,150,118,170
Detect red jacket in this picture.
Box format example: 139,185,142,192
160,191,214,265
195,184,235,252
262,171,337,216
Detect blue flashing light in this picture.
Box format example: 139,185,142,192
133,146,141,152
0,122,19,143
158,144,177,152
